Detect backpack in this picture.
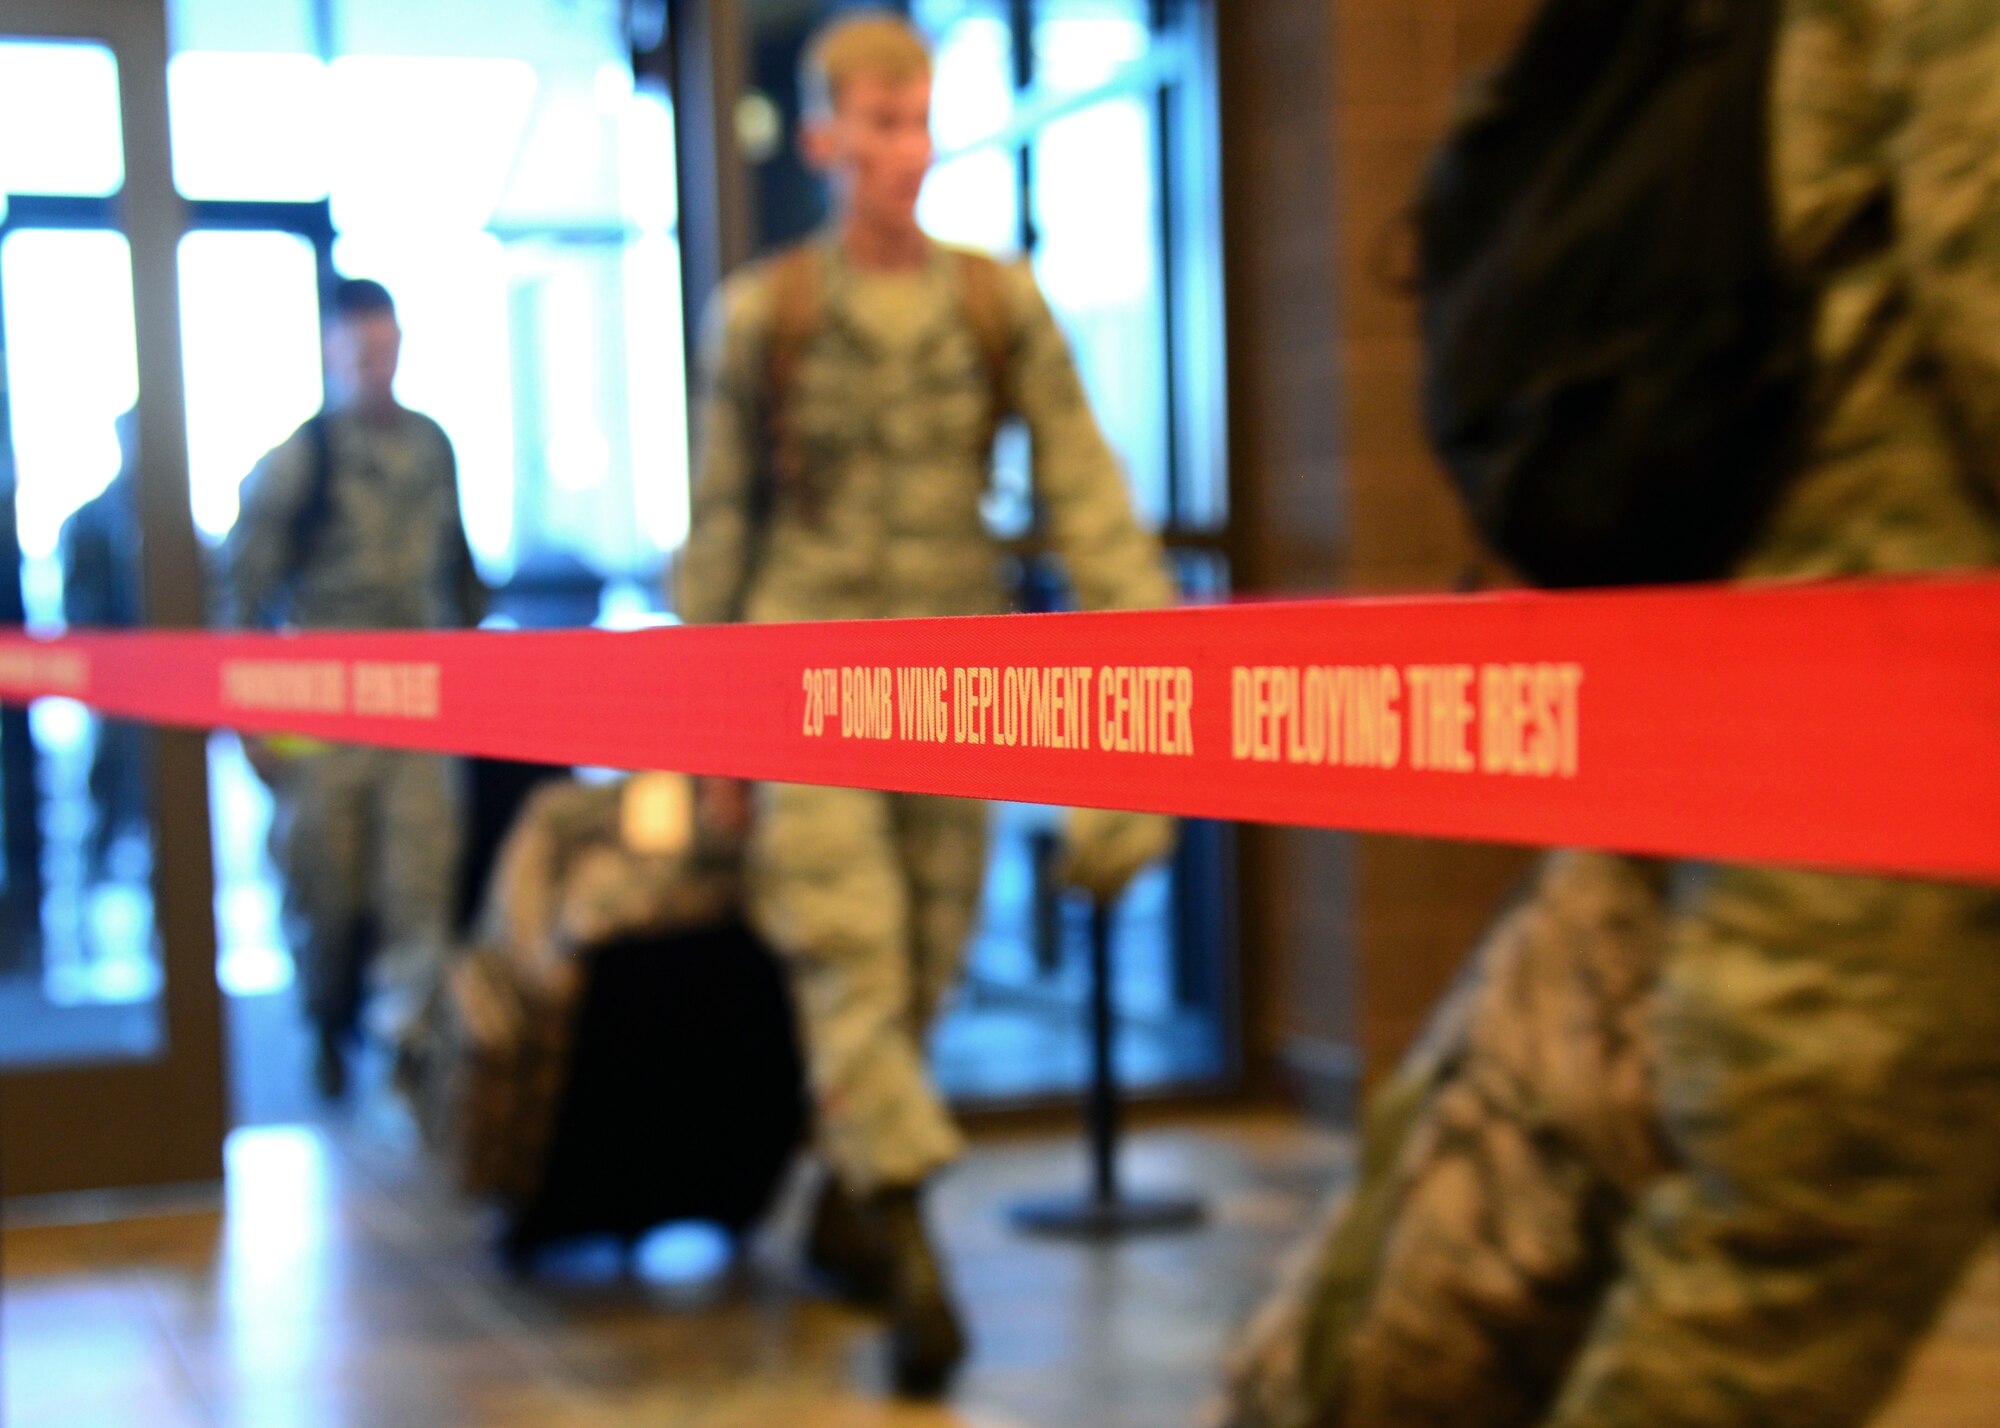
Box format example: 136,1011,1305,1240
1416,0,1812,588
754,241,1014,529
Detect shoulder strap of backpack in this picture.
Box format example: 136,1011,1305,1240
954,249,1014,453
287,409,335,570
758,242,825,529
434,422,486,625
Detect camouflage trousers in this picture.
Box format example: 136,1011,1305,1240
271,746,462,1039
1217,851,1670,1428
747,782,987,1192
1544,864,2000,1428
1218,853,2000,1428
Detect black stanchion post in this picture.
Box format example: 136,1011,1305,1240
1008,894,1205,1238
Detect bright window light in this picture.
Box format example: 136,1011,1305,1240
625,233,689,552
0,231,138,560
928,14,1014,151
179,231,325,540
0,42,124,197
333,231,516,576
617,85,678,231
1034,4,1150,93
328,56,538,232
920,149,1019,253
1032,99,1154,308
168,52,333,202
167,0,317,56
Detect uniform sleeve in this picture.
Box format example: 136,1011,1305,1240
1884,0,2000,490
218,432,310,629
451,519,489,628
1005,265,1177,612
673,277,767,627
433,423,489,628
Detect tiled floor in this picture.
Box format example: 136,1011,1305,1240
3,1110,1995,1428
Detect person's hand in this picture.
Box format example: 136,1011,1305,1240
1057,807,1176,900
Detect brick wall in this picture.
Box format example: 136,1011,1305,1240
1222,0,1541,1107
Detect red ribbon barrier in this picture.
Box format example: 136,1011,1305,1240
3,575,1996,883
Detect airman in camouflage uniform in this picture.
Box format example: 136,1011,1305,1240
681,239,1173,1189
1543,4,2000,1423
1218,2,2000,1425
220,278,484,1099
675,12,1173,1397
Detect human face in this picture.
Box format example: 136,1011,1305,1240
811,69,934,237
324,311,401,417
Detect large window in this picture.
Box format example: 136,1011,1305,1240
912,0,1232,1103
1,42,163,1068
916,0,1225,533
160,21,688,600
155,1,693,1111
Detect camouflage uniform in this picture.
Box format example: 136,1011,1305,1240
1544,4,2000,1425
1222,3,2000,1425
222,408,483,1037
475,774,742,989
1215,852,1671,1428
677,236,1173,1191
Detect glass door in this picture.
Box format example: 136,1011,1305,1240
0,0,225,1198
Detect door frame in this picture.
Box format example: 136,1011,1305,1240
0,0,227,1197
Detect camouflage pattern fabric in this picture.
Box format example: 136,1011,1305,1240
677,235,1174,1191
1543,868,2000,1428
475,776,743,997
1212,852,1670,1428
222,406,484,1042
267,744,462,1038
401,774,749,1202
1743,0,2000,581
1223,3,2000,1425
400,939,571,1202
746,782,988,1192
1544,3,2000,1423
677,235,1174,627
220,407,484,632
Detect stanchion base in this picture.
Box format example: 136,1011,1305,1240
1007,1191,1207,1239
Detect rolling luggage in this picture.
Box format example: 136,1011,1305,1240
504,918,807,1257
398,774,808,1262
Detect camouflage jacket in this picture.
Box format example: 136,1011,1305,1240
476,775,742,986
1752,0,2000,577
220,407,485,631
675,235,1175,624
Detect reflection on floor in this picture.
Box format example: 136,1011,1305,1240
6,1111,1998,1428
0,971,160,1067
3,1112,1337,1428
0,706,163,1070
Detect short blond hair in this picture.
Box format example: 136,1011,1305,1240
800,10,932,118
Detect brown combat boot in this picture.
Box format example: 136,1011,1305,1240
804,1171,894,1307
867,1183,967,1398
